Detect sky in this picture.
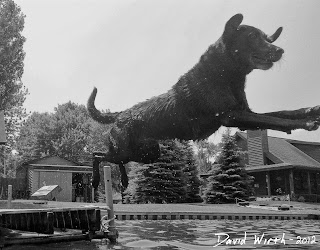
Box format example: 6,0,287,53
13,0,320,144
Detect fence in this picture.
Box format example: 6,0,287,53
295,193,320,203
0,177,28,199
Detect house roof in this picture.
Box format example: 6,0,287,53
17,155,88,170
268,136,320,167
29,164,92,172
236,131,320,169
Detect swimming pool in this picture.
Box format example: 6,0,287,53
6,220,320,249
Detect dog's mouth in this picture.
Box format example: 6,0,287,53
252,55,274,64
251,54,274,69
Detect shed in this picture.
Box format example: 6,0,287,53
16,156,93,202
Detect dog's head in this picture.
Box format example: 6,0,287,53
222,14,284,71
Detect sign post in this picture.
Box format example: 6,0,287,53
0,110,6,145
0,110,6,177
7,185,12,209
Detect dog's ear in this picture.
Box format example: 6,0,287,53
267,27,283,43
223,14,243,38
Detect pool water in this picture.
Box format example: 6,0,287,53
6,220,320,249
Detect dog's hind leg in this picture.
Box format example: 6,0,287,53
92,156,101,202
119,163,128,190
92,152,129,193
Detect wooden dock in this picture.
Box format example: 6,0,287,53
0,206,108,247
0,166,119,247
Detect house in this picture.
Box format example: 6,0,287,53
16,156,93,202
235,130,320,202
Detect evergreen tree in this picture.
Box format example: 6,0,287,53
124,140,187,204
203,129,254,204
123,164,149,203
180,140,202,203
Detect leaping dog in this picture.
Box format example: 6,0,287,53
88,14,320,190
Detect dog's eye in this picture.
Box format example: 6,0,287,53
249,32,258,39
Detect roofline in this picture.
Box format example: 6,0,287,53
246,163,293,172
236,130,320,145
235,131,247,140
33,168,92,173
247,164,320,173
29,164,91,168
200,162,320,176
18,155,86,168
286,139,320,146
264,151,283,164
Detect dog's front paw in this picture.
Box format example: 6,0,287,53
306,105,320,116
305,120,319,131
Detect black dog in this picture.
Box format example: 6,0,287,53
88,14,320,190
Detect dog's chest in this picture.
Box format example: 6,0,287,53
188,77,246,115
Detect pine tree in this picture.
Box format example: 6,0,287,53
124,140,187,204
122,163,145,203
203,129,254,204
180,140,202,203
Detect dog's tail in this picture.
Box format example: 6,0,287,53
87,87,118,124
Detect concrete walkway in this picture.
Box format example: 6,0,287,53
112,203,320,220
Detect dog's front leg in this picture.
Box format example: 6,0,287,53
261,105,320,120
221,110,319,134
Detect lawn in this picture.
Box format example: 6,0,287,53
1,199,320,215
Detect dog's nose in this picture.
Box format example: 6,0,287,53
272,47,284,61
276,47,284,55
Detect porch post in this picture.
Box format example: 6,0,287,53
307,171,312,194
289,169,294,197
266,172,271,197
91,187,95,203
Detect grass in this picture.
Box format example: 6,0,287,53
0,199,319,215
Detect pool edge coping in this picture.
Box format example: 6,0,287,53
110,211,320,221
